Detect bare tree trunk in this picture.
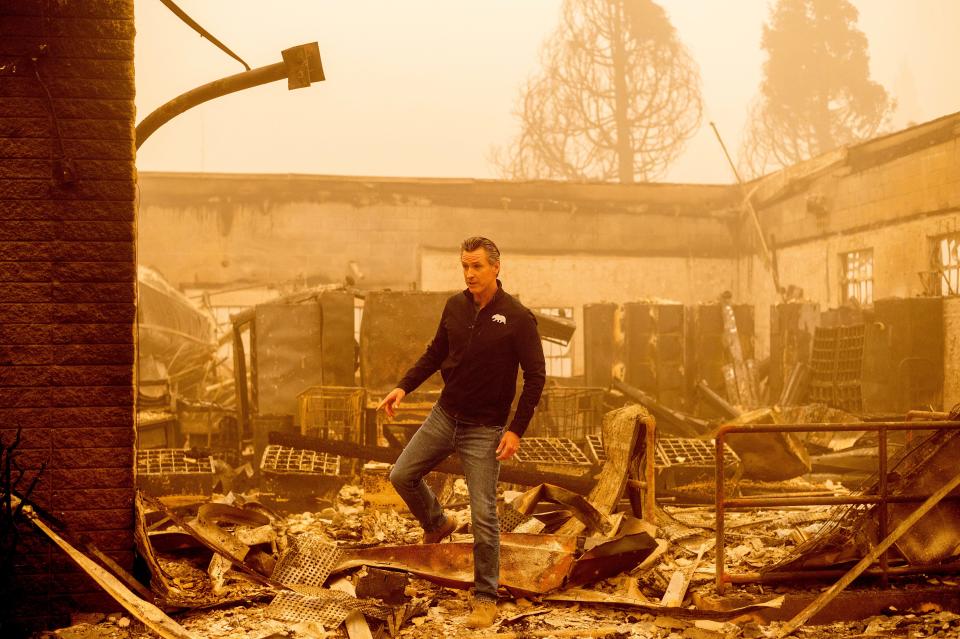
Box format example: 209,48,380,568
611,1,633,184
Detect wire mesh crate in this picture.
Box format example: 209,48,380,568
809,325,864,412
514,437,592,466
136,449,215,495
298,386,365,442
260,444,341,476
372,389,440,448
585,434,607,465
137,449,215,475
525,387,606,442
655,437,741,490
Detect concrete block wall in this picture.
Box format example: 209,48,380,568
742,123,960,361
136,172,740,293
0,0,136,632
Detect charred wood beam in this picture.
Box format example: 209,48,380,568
612,379,710,436
232,321,252,439
531,310,576,346
267,431,598,494
696,379,742,419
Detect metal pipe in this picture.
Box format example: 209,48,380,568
696,379,742,419
878,425,889,586
137,62,285,148
715,433,726,593
136,42,323,149
714,419,960,594
716,420,960,435
644,417,657,524
722,493,960,509
725,561,960,584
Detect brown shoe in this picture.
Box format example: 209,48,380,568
464,598,497,629
422,515,456,544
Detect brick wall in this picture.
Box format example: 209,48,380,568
0,0,136,633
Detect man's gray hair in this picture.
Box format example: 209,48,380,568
461,236,500,265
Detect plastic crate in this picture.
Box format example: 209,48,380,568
136,449,215,495
809,325,864,412
514,437,592,466
654,438,740,490
260,444,341,476
298,386,365,442
137,449,214,476
525,387,606,442
585,434,607,465
372,389,440,448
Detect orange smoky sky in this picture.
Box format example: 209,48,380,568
134,0,960,183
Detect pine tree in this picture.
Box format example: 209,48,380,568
740,0,894,177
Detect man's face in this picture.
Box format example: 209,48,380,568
461,248,499,296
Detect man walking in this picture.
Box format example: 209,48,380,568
377,236,546,629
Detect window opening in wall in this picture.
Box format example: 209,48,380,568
353,297,364,344
933,234,960,296
536,307,574,377
840,249,873,305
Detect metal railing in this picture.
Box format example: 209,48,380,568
714,420,960,593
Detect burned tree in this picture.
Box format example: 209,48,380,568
0,429,46,636
739,0,894,177
493,0,702,184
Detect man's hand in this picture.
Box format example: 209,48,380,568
496,431,520,461
377,388,406,418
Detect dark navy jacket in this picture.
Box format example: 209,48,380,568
396,282,546,437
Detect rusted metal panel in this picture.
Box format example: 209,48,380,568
769,302,819,402
334,533,578,596
253,301,324,419
567,532,658,588
583,302,619,388
320,290,357,386
359,291,450,393
623,302,687,410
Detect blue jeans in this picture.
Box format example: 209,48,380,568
389,404,503,601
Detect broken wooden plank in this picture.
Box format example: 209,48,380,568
721,302,758,408
556,404,650,536
20,502,200,639
330,577,374,639
660,542,708,607
510,483,614,535
659,570,688,608
81,535,156,602
777,467,960,638
491,627,624,639
140,492,288,591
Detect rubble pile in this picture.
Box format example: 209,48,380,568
31,397,960,639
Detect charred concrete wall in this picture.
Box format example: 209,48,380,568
0,1,136,631
742,114,960,360
420,249,737,377
136,172,740,292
